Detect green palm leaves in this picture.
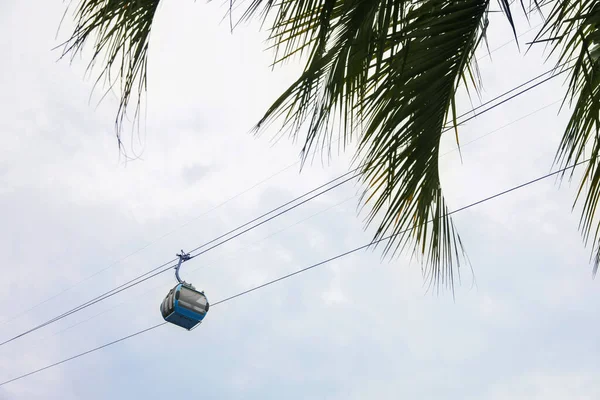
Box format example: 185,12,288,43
250,0,490,289
535,0,600,274
59,0,600,286
60,0,161,149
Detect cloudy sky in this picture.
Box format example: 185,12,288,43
1,1,599,399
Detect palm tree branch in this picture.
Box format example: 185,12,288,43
249,0,490,288
58,0,161,150
535,0,600,274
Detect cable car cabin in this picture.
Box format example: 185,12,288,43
160,284,209,330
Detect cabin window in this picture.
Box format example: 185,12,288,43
168,291,174,312
162,296,171,317
178,287,207,313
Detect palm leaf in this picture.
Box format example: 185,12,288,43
533,0,600,275
247,0,491,289
59,0,557,289
58,0,161,151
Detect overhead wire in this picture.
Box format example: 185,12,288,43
0,157,591,388
475,22,543,62
453,67,569,128
1,30,565,329
15,94,565,352
0,171,359,348
440,98,562,157
0,58,574,348
0,159,300,328
185,171,356,258
26,194,359,353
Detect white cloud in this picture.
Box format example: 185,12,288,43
487,371,600,400
1,1,599,399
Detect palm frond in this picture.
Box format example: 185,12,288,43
248,0,491,289
59,0,161,150
56,0,553,288
535,0,600,275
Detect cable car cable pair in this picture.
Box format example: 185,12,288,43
0,62,575,345
0,173,358,347
1,155,593,387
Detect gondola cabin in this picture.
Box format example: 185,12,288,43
161,283,209,330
